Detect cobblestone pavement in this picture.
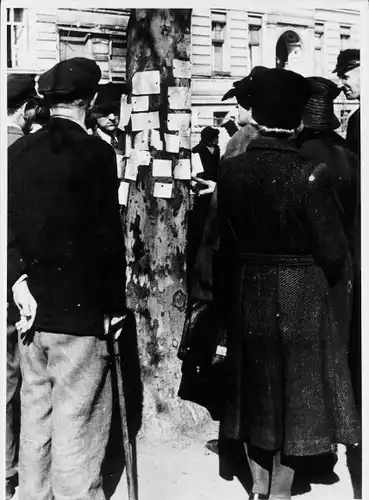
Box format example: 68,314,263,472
110,440,358,500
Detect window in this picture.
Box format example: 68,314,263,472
314,24,324,77
59,29,126,81
248,25,261,69
340,26,351,51
7,8,28,68
211,11,226,73
213,111,227,127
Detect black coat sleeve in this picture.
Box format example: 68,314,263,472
96,144,127,315
7,142,27,290
304,162,348,286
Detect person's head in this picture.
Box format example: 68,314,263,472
302,77,342,132
7,73,39,132
90,82,128,134
333,49,360,100
37,57,102,119
28,100,51,133
200,126,219,147
222,66,311,134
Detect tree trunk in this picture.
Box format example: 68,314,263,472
124,9,210,441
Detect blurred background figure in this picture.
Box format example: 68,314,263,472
6,72,38,500
192,126,220,182
7,73,39,145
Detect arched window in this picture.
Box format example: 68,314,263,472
276,30,302,69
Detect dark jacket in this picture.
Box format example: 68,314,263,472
216,135,359,455
192,142,220,182
8,117,127,336
347,107,360,159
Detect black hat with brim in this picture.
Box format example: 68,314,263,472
38,57,101,102
333,49,360,77
91,82,128,117
200,126,220,144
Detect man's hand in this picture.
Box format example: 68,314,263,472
104,314,126,340
191,176,216,196
13,279,37,334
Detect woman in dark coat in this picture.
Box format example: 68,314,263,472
297,76,359,350
218,66,360,500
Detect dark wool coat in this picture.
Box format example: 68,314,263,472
8,117,127,336
192,142,220,182
216,135,360,456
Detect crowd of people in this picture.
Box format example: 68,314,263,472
6,47,361,500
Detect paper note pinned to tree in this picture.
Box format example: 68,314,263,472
118,181,130,206
152,159,172,178
132,70,160,95
174,159,191,180
132,96,149,112
130,149,151,166
153,182,173,199
191,152,204,176
168,87,191,110
167,113,191,132
173,59,191,79
134,130,149,151
124,158,139,181
131,111,160,132
165,133,180,153
150,129,163,150
179,131,191,150
118,95,132,131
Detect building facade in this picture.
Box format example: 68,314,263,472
6,6,361,144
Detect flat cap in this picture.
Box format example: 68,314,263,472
38,57,101,102
333,49,360,77
7,74,38,108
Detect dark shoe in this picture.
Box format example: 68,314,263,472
249,494,269,499
5,480,15,500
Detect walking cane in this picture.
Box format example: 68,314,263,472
106,317,139,500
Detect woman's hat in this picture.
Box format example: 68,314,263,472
222,66,311,130
91,82,129,117
303,77,342,131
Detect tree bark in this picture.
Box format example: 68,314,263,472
124,9,209,440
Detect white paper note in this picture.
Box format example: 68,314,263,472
152,159,172,178
131,111,160,132
191,152,204,176
116,153,124,178
118,95,132,131
173,59,191,79
132,70,160,95
124,159,139,181
153,182,173,199
132,96,149,112
174,159,191,180
150,129,163,150
165,133,180,153
168,87,191,110
134,130,149,151
130,149,151,166
179,131,191,149
118,181,130,206
167,113,191,132
125,135,132,158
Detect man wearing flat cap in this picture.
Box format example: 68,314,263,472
6,72,40,500
333,49,360,159
8,57,127,499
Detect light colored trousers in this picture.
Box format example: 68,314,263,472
18,331,112,500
